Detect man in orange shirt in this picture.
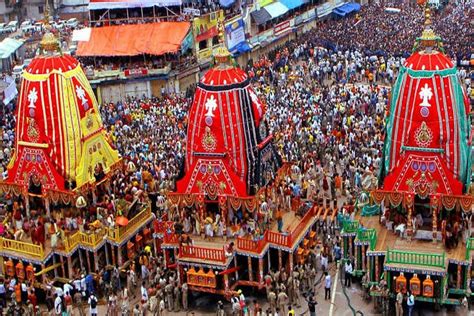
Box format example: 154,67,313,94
334,173,342,196
276,210,283,233
14,282,21,304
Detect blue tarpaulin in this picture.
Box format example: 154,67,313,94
231,41,251,56
279,0,308,10
333,2,361,17
219,0,235,7
264,2,289,19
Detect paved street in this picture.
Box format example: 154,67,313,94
88,264,471,316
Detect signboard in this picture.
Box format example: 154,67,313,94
306,8,316,21
183,8,201,16
225,18,246,51
317,2,334,17
124,68,148,77
294,14,304,26
193,10,223,43
249,28,273,46
198,48,213,60
274,20,291,38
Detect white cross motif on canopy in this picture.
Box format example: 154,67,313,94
419,83,433,107
205,95,217,118
28,87,38,109
76,85,87,105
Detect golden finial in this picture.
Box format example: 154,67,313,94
414,0,442,53
213,12,233,67
214,46,231,64
217,14,225,44
40,0,61,54
44,0,50,27
424,7,431,26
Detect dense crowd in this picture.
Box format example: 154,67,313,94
101,94,190,194
0,2,472,315
312,3,473,59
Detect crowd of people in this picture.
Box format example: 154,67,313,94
311,3,473,60
0,1,472,315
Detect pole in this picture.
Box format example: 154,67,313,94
278,249,282,270
117,245,122,266
67,256,74,279
248,257,253,281
104,243,110,266
60,255,66,278
85,250,91,273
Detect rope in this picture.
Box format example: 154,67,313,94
298,270,325,316
339,261,365,316
299,263,337,316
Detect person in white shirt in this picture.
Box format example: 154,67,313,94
73,278,81,293
324,272,332,300
21,281,28,302
80,274,87,294
54,293,63,315
63,282,74,297
159,298,165,315
321,253,328,271
55,286,64,298
8,278,16,292
88,293,98,316
0,282,6,307
141,281,148,302
407,291,415,316
344,260,353,287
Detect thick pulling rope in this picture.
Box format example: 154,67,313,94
339,261,365,316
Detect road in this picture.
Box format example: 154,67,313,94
88,265,471,315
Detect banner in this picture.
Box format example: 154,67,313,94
317,2,334,17
183,8,201,16
89,0,182,10
273,20,291,38
181,31,194,53
193,10,224,43
124,68,148,77
225,18,246,51
2,77,17,105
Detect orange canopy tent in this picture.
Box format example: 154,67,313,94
77,22,191,57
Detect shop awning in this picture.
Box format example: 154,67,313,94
258,0,274,6
280,0,308,10
333,2,361,16
264,1,289,18
76,22,191,57
219,0,236,7
88,0,182,10
0,38,24,59
251,9,272,25
230,41,251,55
